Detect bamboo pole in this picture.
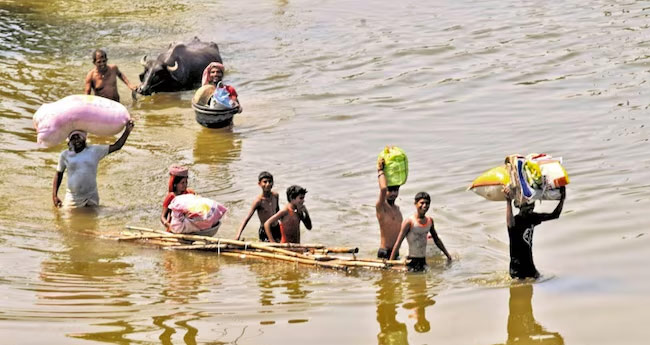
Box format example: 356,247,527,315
145,239,182,247
353,258,408,266
117,234,176,241
225,249,348,271
125,225,315,260
124,225,403,270
165,244,229,251
325,247,359,254
261,243,326,249
330,260,388,269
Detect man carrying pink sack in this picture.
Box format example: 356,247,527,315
52,120,134,208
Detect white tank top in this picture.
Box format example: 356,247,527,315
406,215,432,258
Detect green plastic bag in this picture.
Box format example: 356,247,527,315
378,146,408,187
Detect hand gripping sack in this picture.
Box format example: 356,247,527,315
33,95,131,148
378,146,408,187
169,194,228,234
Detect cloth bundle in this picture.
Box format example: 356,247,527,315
469,153,570,203
210,81,235,109
33,95,130,148
168,194,228,234
378,146,409,187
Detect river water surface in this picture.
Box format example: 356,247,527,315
1,0,649,344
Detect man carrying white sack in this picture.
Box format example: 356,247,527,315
52,120,134,208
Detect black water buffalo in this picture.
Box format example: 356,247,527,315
137,37,222,95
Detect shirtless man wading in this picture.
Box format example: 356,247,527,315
85,49,137,102
376,158,403,259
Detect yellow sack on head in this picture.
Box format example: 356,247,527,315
468,165,510,201
378,146,408,187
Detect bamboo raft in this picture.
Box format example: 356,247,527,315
113,226,407,272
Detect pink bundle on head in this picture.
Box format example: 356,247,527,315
201,62,225,85
168,165,189,193
169,165,189,177
68,130,87,141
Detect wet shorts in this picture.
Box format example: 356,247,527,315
259,223,282,242
407,257,427,272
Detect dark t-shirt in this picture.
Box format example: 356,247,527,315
508,213,544,279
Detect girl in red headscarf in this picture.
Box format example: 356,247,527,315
161,165,196,231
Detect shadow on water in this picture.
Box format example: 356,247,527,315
493,284,564,345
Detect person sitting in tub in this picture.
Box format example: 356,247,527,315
201,62,242,113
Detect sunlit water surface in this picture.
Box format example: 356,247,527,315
1,0,649,344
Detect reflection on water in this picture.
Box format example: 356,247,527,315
402,274,436,334
251,263,312,309
152,251,221,345
193,127,242,166
494,284,564,345
375,272,407,345
376,272,441,344
2,0,650,343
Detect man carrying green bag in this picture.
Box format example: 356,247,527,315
375,146,408,259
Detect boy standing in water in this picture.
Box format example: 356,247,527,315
376,158,403,259
504,186,566,279
235,171,281,241
389,192,452,272
264,185,312,243
85,49,138,102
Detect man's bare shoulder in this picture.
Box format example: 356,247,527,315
85,69,97,80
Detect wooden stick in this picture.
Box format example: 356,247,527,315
260,243,326,249
145,239,182,247
125,225,314,260
165,244,229,251
225,249,348,271
330,260,388,269
117,234,175,241
325,247,359,254
353,258,408,266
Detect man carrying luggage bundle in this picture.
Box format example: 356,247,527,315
504,185,566,279
52,120,134,208
376,157,403,259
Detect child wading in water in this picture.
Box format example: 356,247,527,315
264,185,312,243
390,192,452,272
160,165,195,231
235,171,281,242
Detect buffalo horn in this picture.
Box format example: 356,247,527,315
140,55,147,66
166,61,179,72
